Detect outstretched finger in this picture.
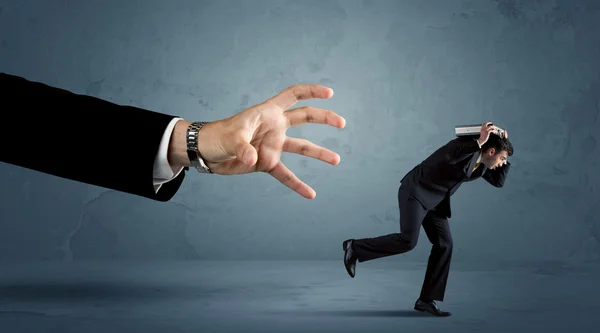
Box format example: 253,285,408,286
270,84,334,110
268,162,316,199
283,137,341,165
285,106,346,129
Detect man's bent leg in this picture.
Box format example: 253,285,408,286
419,210,453,302
352,188,428,263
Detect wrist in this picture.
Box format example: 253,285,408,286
168,119,217,169
476,138,485,148
167,119,192,168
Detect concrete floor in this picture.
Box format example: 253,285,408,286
0,260,598,333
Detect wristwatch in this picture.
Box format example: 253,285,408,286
186,121,212,173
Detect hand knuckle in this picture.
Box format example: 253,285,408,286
300,144,310,155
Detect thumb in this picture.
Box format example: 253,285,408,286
234,140,258,166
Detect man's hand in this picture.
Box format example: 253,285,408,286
477,121,501,146
181,84,346,200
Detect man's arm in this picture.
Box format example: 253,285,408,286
481,161,511,187
1,72,186,201
2,73,346,200
444,137,482,164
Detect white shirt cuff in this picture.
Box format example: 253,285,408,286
153,117,185,193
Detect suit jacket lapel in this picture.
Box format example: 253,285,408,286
480,164,488,177
465,151,481,178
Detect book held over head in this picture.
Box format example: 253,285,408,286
454,124,505,138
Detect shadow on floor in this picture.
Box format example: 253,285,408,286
0,281,213,302
282,309,431,318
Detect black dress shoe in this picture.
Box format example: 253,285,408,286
414,299,451,317
342,239,356,278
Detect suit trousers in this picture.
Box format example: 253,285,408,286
352,186,454,302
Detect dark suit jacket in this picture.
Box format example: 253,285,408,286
400,136,511,218
0,73,186,202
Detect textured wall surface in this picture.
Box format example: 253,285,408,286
1,0,599,263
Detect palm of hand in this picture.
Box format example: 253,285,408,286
211,114,287,175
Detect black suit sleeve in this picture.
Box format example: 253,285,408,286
0,72,186,202
444,137,481,164
482,161,511,187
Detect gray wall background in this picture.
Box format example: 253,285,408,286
1,0,599,264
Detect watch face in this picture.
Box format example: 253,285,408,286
194,164,211,173
189,153,211,173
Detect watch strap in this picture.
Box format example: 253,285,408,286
186,121,212,173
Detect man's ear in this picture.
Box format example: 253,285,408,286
488,148,495,155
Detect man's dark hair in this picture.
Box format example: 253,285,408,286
481,133,513,156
